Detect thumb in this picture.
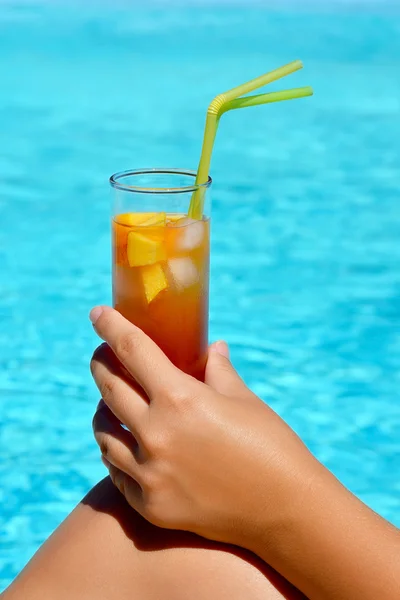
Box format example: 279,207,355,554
205,341,247,396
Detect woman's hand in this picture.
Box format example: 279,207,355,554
89,305,318,551
89,306,400,600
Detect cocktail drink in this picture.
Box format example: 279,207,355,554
109,62,312,381
111,169,211,380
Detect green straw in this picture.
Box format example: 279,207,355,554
188,61,313,220
220,86,313,115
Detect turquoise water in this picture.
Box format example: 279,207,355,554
1,0,400,589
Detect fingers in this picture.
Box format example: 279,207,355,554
90,306,182,398
205,342,248,396
212,340,230,360
105,461,145,515
91,343,148,438
93,402,142,481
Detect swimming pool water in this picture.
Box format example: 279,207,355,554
1,0,400,589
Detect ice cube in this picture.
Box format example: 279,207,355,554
174,218,205,251
168,257,198,289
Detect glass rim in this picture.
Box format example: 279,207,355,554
109,168,212,194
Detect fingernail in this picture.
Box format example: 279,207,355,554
214,341,230,359
101,455,111,469
89,306,104,325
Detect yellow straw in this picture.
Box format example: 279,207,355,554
220,86,313,115
188,61,313,220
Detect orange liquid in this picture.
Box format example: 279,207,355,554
112,214,210,380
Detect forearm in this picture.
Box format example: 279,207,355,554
253,462,400,600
